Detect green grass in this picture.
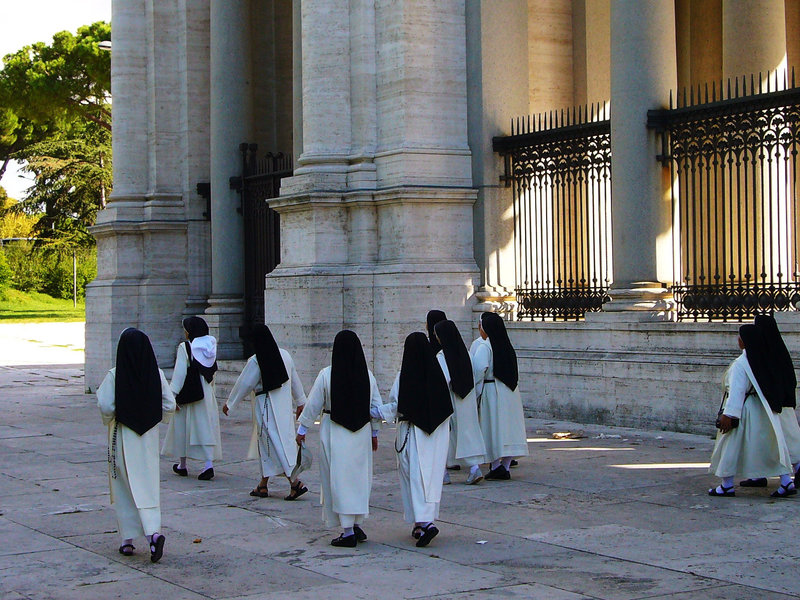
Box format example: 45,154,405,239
0,288,86,322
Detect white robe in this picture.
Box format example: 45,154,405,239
226,351,306,478
382,374,449,524
779,408,800,465
437,351,486,467
709,352,792,478
97,368,175,540
162,342,222,461
471,337,529,462
298,366,383,528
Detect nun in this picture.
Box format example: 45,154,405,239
96,328,175,562
708,324,795,497
426,309,447,354
737,315,800,489
296,330,384,547
162,316,222,480
378,332,452,547
472,312,529,480
223,325,308,500
434,319,487,484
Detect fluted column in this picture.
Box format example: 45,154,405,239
206,0,252,357
603,0,677,318
723,0,786,80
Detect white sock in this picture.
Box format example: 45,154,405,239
178,458,187,469
203,460,213,470
469,464,480,475
721,476,734,489
122,537,133,547
779,473,794,487
793,461,800,474
491,459,501,470
343,527,354,537
501,457,512,470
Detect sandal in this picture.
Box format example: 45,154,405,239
118,543,135,556
284,481,308,501
740,478,767,487
249,484,269,498
770,482,797,498
411,525,424,540
708,484,735,497
149,534,165,563
415,523,439,548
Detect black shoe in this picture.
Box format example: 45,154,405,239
446,464,461,470
510,459,519,468
149,534,165,563
331,533,357,547
353,525,367,543
415,524,439,548
172,464,188,477
198,468,214,481
485,465,511,480
739,477,767,487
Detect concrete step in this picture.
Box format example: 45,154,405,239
215,359,246,399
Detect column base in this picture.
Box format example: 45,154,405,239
205,296,245,359
589,283,676,322
472,288,517,319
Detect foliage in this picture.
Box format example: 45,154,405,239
0,189,38,239
0,287,85,322
0,22,111,248
0,246,11,289
2,240,96,300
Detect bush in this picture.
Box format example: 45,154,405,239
3,241,96,300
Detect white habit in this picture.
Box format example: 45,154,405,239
97,368,175,540
437,351,486,467
779,408,800,465
298,366,383,528
227,351,306,478
709,352,792,478
471,337,529,461
381,374,449,524
162,342,222,461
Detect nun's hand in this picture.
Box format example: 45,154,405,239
718,414,734,433
372,436,378,452
222,404,229,416
296,433,305,445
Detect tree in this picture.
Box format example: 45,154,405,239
0,21,111,250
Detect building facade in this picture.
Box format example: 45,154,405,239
87,0,800,433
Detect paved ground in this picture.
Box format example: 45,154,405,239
2,324,799,600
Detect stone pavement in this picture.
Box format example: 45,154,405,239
2,337,799,599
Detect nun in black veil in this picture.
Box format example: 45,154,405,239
296,330,384,547
708,324,795,497
162,316,222,480
378,332,453,547
97,328,175,562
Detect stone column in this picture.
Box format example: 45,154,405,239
467,0,528,311
85,0,149,390
206,0,252,358
723,0,786,80
602,0,677,319
528,0,573,114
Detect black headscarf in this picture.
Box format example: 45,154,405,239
250,324,289,392
182,316,208,340
426,310,447,354
182,316,217,383
754,315,796,409
398,332,453,434
114,328,162,436
480,312,519,391
330,330,371,432
434,320,474,399
739,324,783,413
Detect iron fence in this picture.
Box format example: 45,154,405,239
648,72,800,321
230,144,292,330
493,105,612,320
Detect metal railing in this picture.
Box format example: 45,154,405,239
648,71,800,321
493,105,612,320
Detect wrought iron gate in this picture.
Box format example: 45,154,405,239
230,143,293,328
